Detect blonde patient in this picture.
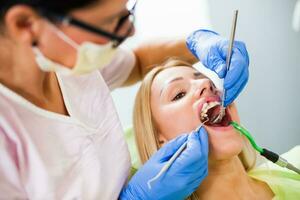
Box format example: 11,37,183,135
133,59,275,200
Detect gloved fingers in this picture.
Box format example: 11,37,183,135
198,126,209,157
219,41,249,61
187,127,209,168
222,63,248,106
186,29,220,48
186,29,220,58
217,41,249,80
181,166,208,196
119,183,137,200
221,41,249,86
223,53,249,91
189,166,208,186
154,133,189,162
182,154,208,177
234,41,249,61
195,29,220,38
175,127,209,165
224,76,248,106
201,48,227,79
195,173,208,189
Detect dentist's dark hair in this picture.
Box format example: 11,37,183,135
0,0,99,22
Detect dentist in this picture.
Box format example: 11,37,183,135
0,0,249,199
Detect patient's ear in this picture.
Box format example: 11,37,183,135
158,133,167,146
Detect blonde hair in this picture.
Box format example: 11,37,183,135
133,59,191,162
133,58,257,199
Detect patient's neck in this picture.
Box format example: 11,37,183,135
195,156,273,200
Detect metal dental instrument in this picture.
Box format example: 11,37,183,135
231,121,300,175
212,10,239,124
147,121,208,189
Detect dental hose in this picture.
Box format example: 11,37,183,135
230,121,300,175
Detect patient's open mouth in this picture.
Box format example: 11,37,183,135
199,100,232,127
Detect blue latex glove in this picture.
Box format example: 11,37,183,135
119,126,208,200
186,29,250,106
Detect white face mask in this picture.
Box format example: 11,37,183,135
33,25,118,75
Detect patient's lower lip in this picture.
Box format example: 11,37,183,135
206,124,233,131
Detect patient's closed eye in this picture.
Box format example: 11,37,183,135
172,91,186,101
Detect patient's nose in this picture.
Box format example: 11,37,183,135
194,79,216,98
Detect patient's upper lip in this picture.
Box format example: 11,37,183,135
197,96,221,115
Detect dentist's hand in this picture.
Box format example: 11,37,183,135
186,29,249,106
119,126,208,200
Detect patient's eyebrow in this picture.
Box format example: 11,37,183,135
159,72,205,96
194,72,205,78
160,77,184,96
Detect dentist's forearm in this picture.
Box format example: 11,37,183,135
123,38,196,86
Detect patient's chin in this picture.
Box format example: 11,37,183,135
209,141,243,161
206,128,244,161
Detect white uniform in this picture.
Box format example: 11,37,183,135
0,48,135,200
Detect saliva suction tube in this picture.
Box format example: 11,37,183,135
205,89,300,174
230,121,300,175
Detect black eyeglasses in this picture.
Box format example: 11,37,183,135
39,1,136,47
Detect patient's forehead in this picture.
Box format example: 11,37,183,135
152,66,197,91
151,66,198,96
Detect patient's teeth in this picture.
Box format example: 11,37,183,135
200,101,221,117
